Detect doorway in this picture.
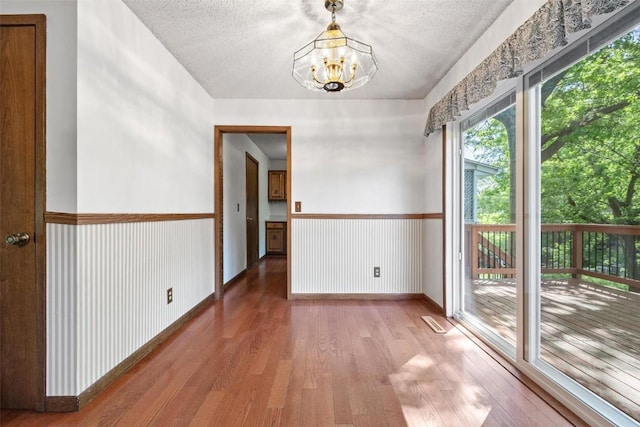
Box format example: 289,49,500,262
214,126,291,300
245,154,259,269
0,14,47,411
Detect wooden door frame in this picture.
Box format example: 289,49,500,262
245,152,259,270
214,126,291,300
0,14,47,411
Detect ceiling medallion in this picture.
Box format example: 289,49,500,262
292,0,378,92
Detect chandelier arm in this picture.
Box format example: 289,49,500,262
343,63,358,87
311,66,325,88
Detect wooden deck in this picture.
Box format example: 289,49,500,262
466,277,640,422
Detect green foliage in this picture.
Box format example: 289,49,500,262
540,28,640,225
464,114,514,224
464,27,640,281
464,27,640,226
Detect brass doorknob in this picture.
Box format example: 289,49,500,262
5,232,30,247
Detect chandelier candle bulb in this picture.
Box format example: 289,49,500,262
292,0,377,93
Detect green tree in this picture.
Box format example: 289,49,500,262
464,114,513,224
540,29,640,280
465,27,640,278
540,29,640,226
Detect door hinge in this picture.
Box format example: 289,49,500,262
458,252,462,261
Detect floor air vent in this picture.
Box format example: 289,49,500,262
421,316,446,334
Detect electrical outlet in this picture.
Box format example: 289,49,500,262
373,267,380,278
167,287,173,304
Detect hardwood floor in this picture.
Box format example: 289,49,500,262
2,258,581,426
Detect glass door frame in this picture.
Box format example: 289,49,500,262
452,86,519,362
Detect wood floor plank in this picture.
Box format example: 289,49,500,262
188,390,225,427
2,259,577,426
343,352,370,417
267,359,292,409
329,356,354,425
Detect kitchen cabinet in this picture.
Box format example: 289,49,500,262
268,170,286,201
266,221,286,255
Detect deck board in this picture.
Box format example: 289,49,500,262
465,277,640,422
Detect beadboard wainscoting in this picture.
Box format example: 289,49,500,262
47,223,78,397
423,217,444,309
291,217,426,295
46,218,214,397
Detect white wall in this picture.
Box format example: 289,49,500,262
223,140,246,282
222,133,272,282
212,99,427,214
423,132,444,305
270,159,287,169
213,99,428,296
39,0,217,397
77,0,214,213
2,0,78,212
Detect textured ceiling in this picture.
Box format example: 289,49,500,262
122,0,514,100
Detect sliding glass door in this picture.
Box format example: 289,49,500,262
455,12,640,425
460,95,517,356
529,23,640,424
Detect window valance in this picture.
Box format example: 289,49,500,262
424,0,631,137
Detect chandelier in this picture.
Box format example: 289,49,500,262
292,0,377,92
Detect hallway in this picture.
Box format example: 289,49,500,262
2,258,579,426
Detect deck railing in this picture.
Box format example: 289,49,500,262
466,223,640,289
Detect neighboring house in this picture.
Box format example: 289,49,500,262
464,159,498,224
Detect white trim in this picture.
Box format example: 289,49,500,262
522,78,540,365
518,361,634,427
453,86,519,356
444,122,460,317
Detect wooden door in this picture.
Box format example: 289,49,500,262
245,154,259,269
0,15,46,411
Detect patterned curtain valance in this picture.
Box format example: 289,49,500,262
424,0,631,137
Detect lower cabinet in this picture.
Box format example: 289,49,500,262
266,222,286,255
